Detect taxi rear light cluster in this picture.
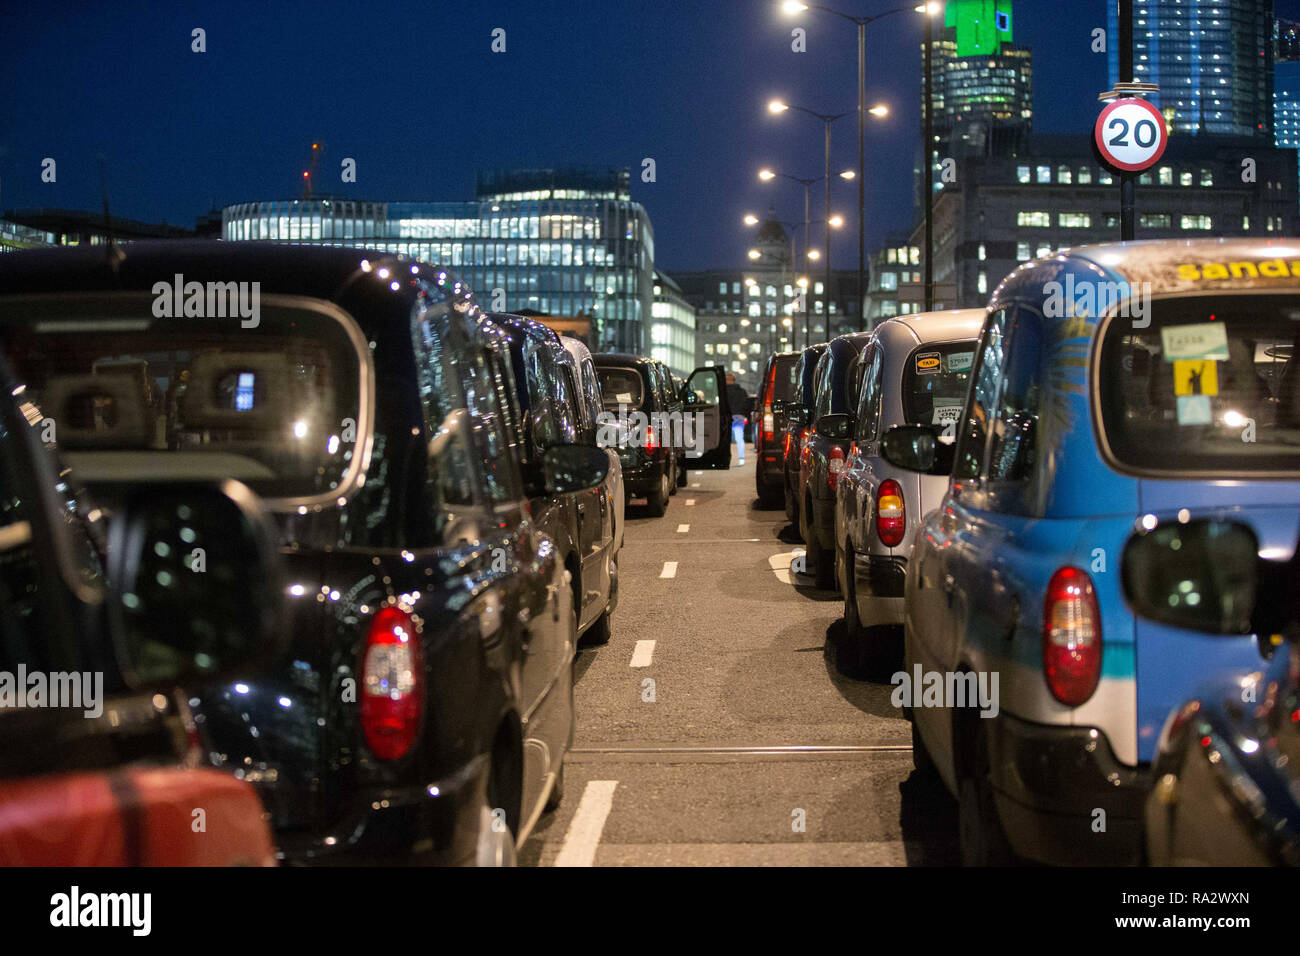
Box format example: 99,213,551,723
1042,567,1102,707
875,478,905,547
644,425,659,454
360,605,424,761
762,364,777,444
828,445,846,492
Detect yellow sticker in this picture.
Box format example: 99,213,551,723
1173,359,1218,397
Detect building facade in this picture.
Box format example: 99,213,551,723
650,271,697,376
1108,0,1274,140
223,167,654,353
916,133,1300,309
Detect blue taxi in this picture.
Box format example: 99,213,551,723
881,238,1300,865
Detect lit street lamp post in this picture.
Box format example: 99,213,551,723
779,1,929,325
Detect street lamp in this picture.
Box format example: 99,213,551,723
768,98,885,334
779,2,927,325
757,166,845,350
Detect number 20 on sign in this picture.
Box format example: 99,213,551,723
1094,97,1168,173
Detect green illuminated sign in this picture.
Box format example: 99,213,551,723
945,0,1013,56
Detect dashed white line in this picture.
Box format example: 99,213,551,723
629,640,655,667
660,561,678,578
553,780,618,867
676,523,690,533
685,498,696,506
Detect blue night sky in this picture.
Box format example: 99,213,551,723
3,0,1299,271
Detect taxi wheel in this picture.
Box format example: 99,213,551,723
544,759,566,813
676,458,688,488
583,610,612,646
646,469,670,517
911,720,937,777
958,729,1016,866
802,502,835,591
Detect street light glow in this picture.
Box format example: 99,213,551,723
914,2,942,15
828,215,844,228
839,169,856,179
758,168,776,181
748,249,762,260
768,99,789,114
782,1,809,13
869,104,889,117
807,249,821,261
744,214,759,225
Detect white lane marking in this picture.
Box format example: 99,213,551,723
691,483,701,488
685,498,696,506
629,640,655,667
676,523,690,533
768,550,807,585
553,780,618,867
660,561,678,578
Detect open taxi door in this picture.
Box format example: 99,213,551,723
682,365,731,469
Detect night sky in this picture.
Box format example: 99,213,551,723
4,0,1300,272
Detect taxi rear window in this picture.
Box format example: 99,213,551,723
597,366,643,409
1099,293,1300,474
902,342,976,429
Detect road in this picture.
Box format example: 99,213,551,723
519,450,961,866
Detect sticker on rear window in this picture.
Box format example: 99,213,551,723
915,352,941,374
616,392,633,403
1161,323,1229,362
1176,394,1212,425
932,404,963,426
945,352,973,372
1172,359,1218,397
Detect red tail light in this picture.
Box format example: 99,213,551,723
875,478,905,547
1042,567,1102,706
828,445,846,491
644,425,658,454
361,605,423,760
784,430,792,458
762,364,777,444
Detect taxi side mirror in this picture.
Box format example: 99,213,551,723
1121,518,1258,635
881,424,954,476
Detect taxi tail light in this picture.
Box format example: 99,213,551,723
783,430,792,459
360,606,423,761
875,478,905,547
828,445,846,491
799,428,811,465
1042,567,1102,707
644,425,658,454
762,364,777,444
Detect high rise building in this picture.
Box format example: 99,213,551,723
1277,15,1300,62
1108,0,1274,140
926,0,1033,161
222,167,654,353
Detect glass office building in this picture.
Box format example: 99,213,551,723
222,167,654,353
1108,0,1273,140
650,271,697,376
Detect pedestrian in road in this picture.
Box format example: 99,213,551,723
725,373,751,465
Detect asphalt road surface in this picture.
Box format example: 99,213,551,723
519,448,961,866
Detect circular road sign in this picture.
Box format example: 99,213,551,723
1094,97,1168,173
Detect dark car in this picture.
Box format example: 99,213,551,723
593,355,730,515
0,350,284,865
754,351,799,509
782,343,827,526
796,333,872,590
1126,517,1300,866
0,241,607,866
483,313,618,646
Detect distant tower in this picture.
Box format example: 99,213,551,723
1108,0,1273,140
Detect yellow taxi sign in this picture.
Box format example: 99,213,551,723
1177,259,1300,281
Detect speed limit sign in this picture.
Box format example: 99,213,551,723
1094,97,1168,172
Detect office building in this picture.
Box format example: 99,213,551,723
650,271,697,376
916,133,1300,308
1108,0,1274,140
223,167,654,353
